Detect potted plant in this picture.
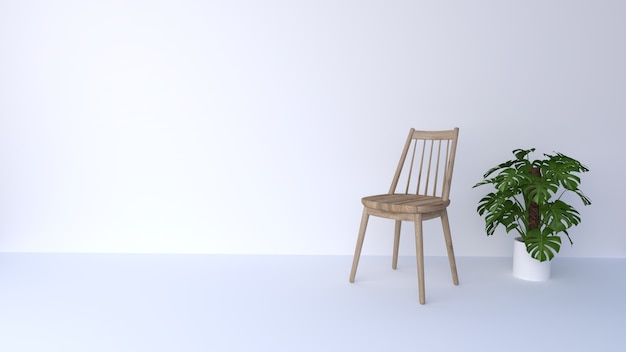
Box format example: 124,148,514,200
473,148,591,280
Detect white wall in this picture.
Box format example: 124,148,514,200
1,0,624,257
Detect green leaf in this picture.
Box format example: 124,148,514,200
525,231,562,262
542,200,581,233
513,148,535,160
477,191,526,237
524,179,558,205
573,189,592,206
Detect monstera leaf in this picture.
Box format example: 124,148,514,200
524,229,562,262
477,193,524,236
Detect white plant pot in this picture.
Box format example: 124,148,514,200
512,237,551,281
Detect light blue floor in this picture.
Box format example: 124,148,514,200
1,254,624,351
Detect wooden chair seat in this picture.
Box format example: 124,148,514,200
362,194,450,215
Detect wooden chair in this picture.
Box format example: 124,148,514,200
349,128,460,304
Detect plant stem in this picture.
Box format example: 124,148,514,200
528,167,541,231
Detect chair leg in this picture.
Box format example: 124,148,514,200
392,220,401,269
441,210,459,285
413,215,426,305
349,207,370,283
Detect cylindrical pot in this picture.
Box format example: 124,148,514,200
512,237,551,281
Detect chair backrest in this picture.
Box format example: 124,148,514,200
388,128,459,200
